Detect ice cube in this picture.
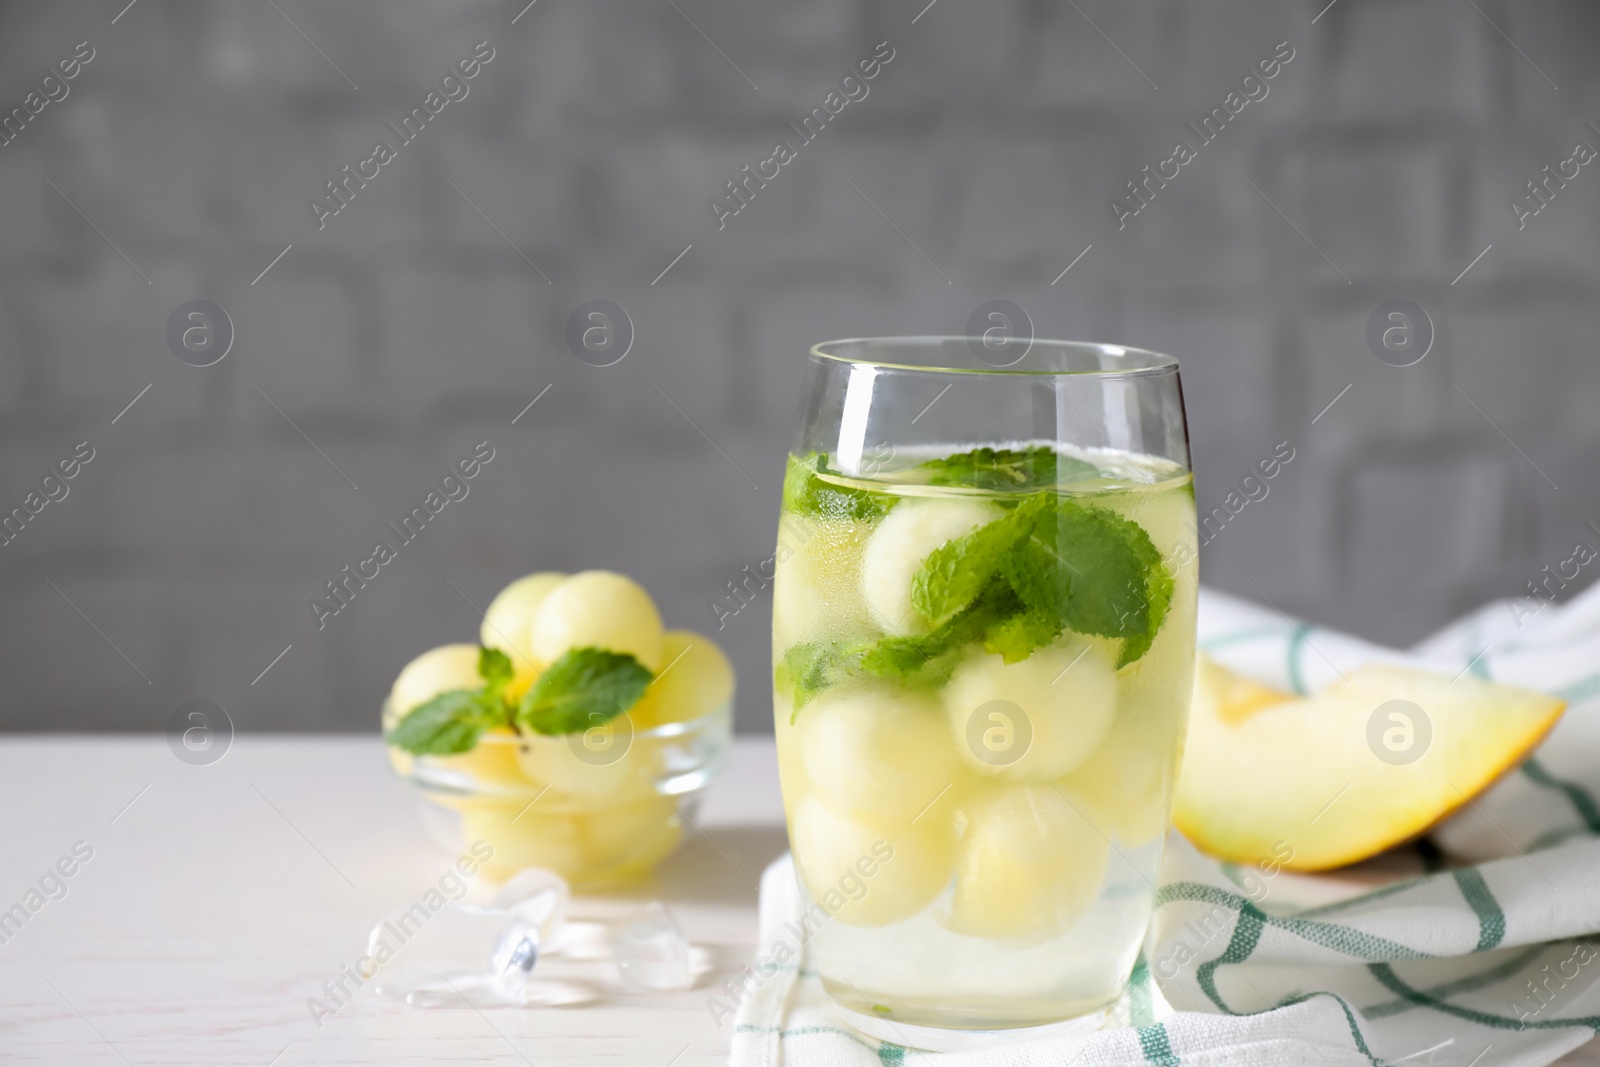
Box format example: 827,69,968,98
491,867,569,945
489,921,541,995
607,901,693,991
363,869,602,1010
366,903,539,1003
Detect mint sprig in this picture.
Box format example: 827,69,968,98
1019,501,1173,666
911,494,1048,628
778,583,1022,719
775,641,847,713
387,643,657,753
920,446,1104,491
387,646,515,755
478,646,514,694
782,453,894,523
515,648,653,736
387,689,505,755
924,495,1172,667
776,490,1174,714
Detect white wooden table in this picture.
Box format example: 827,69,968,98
0,736,787,1066
2,737,1593,1066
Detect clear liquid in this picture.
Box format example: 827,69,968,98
771,443,1198,1031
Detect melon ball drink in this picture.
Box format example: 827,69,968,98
773,338,1197,1044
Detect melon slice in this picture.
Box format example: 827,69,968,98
1173,657,1564,871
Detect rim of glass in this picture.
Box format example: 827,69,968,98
809,336,1180,378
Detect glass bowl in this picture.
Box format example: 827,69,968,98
384,699,732,887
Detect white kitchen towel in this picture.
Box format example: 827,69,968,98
729,584,1600,1067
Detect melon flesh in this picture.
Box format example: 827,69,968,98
1173,658,1564,871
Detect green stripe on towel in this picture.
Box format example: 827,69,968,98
1137,1022,1180,1066
1199,625,1289,653
1158,883,1434,964
1453,868,1507,951
1127,954,1158,1028
1286,625,1312,695
1369,962,1600,1031
1364,947,1545,1019
1555,669,1600,707
1197,902,1266,1013
1522,757,1600,833
1274,992,1386,1067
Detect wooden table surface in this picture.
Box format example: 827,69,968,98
1,736,1593,1066
0,736,787,1066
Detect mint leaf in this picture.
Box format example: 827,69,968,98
782,453,892,523
785,584,1023,711
478,646,514,693
868,582,1021,678
1019,500,1173,667
981,604,1060,664
856,633,943,684
1107,513,1174,666
388,689,504,755
910,503,1033,629
910,494,1055,637
922,446,1104,491
386,649,521,754
516,647,653,736
777,632,950,718
776,641,861,717
991,506,1072,663
778,491,1174,707
781,629,947,715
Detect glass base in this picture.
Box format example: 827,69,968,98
829,1000,1109,1053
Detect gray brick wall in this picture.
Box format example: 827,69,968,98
1,0,1596,732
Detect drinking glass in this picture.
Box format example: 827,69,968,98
771,337,1197,1048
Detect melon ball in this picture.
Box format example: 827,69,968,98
1059,657,1190,846
1059,729,1177,848
460,803,591,883
388,644,482,718
942,638,1118,782
798,687,959,821
576,790,684,879
480,572,566,672
630,630,734,728
861,498,1004,636
531,571,664,671
944,784,1109,940
772,514,875,648
515,726,655,802
432,727,531,790
790,794,955,928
